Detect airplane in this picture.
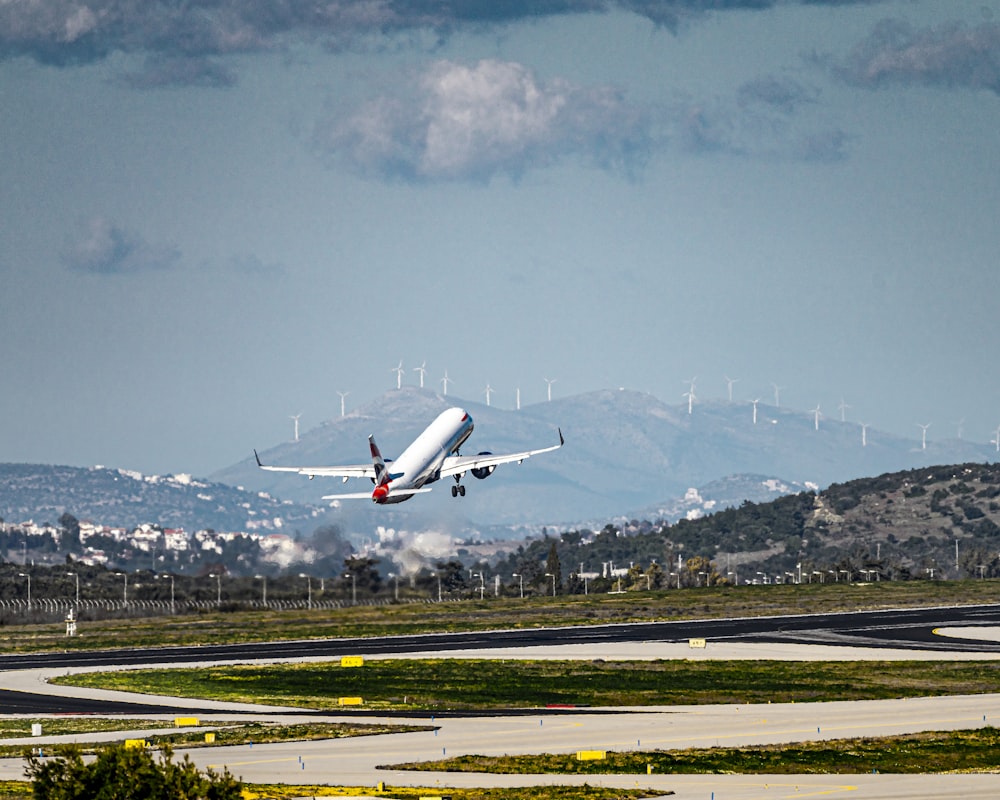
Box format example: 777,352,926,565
254,406,564,504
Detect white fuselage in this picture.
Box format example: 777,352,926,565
380,407,474,503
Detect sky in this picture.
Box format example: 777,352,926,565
2,0,1000,478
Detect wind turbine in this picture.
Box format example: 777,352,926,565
811,404,821,431
992,424,1000,452
413,361,427,388
391,360,404,390
916,423,931,450
954,418,965,440
290,414,302,442
544,377,557,402
440,370,452,396
682,377,697,415
838,398,851,423
724,375,739,403
751,398,760,425
771,383,783,408
861,423,869,447
516,387,521,411
484,384,494,407
336,391,349,418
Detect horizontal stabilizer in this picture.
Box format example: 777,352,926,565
322,487,433,501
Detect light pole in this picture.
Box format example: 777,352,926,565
344,572,356,605
255,575,267,606
473,572,485,600
209,573,222,608
299,573,312,609
114,572,128,607
158,574,175,614
388,573,398,602
512,573,524,598
436,572,442,602
18,572,31,611
66,571,79,609
544,572,556,597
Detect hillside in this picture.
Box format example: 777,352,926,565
492,462,1000,586
0,463,322,534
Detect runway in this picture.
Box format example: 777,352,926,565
2,606,1000,798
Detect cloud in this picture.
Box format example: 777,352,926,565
834,19,1000,94
0,1,886,83
672,76,848,162
316,58,653,182
62,217,180,275
737,75,817,113
121,56,237,90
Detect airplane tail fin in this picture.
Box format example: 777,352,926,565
369,435,390,499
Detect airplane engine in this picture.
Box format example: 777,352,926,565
471,452,495,480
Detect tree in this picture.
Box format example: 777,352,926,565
343,555,381,596
26,742,241,799
58,513,81,551
545,542,562,594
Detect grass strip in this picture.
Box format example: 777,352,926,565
54,658,1000,710
6,580,1000,654
0,722,430,758
0,718,175,739
0,780,663,800
0,782,30,800
239,785,663,799
386,727,1000,774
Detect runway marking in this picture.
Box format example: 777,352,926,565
725,781,857,799
206,757,298,769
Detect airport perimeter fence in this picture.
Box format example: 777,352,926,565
0,595,443,626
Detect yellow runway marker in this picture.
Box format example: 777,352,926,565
207,757,299,769
714,781,857,799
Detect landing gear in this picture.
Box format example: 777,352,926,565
451,478,466,498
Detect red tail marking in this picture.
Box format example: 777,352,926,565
372,484,389,503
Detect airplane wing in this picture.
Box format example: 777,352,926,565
438,428,564,479
253,450,376,480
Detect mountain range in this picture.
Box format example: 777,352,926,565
0,464,320,534
210,387,997,538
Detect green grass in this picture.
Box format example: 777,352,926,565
387,727,1000,774
0,721,431,758
0,782,30,800
239,785,663,799
0,778,661,800
53,658,1000,710
0,718,175,739
5,579,1000,655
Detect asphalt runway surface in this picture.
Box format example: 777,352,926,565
3,603,1000,799
3,602,1000,716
